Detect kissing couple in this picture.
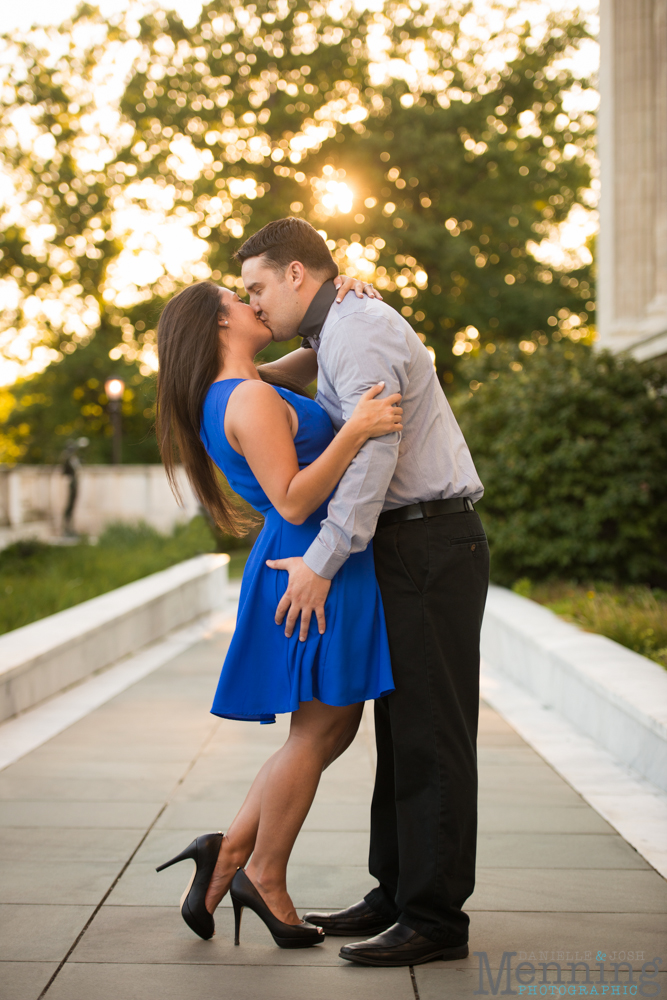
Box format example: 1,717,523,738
154,217,488,967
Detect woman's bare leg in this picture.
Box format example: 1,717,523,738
203,751,278,912
204,700,363,915
244,699,363,923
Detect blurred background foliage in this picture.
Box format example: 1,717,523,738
0,329,158,462
0,0,597,463
453,343,667,588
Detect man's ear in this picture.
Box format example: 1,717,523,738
286,261,306,291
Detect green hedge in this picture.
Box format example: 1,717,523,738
453,343,667,587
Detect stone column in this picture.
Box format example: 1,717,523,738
597,0,667,361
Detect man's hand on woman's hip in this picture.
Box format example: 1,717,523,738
266,556,331,642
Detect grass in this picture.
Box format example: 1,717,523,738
228,548,251,579
0,517,254,636
9,524,661,670
512,579,667,669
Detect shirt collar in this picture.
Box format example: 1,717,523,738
298,278,337,346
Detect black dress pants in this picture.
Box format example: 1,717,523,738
364,509,489,945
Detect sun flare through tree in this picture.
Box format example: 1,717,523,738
0,0,597,461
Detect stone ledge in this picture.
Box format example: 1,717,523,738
481,585,667,793
0,553,229,722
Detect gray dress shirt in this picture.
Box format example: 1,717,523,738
300,281,484,580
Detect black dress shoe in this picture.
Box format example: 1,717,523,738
302,899,393,937
339,922,469,967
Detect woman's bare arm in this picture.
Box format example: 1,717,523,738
225,380,401,525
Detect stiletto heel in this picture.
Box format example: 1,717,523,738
233,895,244,946
230,869,325,949
155,844,197,872
156,831,224,940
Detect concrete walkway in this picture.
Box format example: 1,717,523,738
1,621,666,1000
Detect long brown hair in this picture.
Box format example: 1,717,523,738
156,280,309,535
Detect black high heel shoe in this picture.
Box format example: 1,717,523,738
156,831,224,940
230,869,325,949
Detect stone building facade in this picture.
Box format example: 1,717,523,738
598,0,667,361
0,464,199,549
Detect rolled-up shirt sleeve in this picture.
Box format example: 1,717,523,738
302,314,410,580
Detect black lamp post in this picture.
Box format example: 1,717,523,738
104,376,125,465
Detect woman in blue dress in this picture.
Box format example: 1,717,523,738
154,278,399,948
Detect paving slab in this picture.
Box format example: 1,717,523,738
131,827,370,869
0,904,94,961
107,858,375,909
107,858,215,907
301,800,373,831
413,968,667,1000
478,764,580,788
478,746,546,766
290,829,371,866
1,961,59,1000
285,863,377,909
435,911,667,970
47,961,416,1000
4,757,189,781
7,742,200,763
0,827,141,863
154,796,255,830
0,621,664,999
476,832,650,869
169,773,272,803
153,796,376,832
477,730,527,746
172,764,376,809
0,775,177,801
467,868,667,912
0,858,120,906
477,768,586,806
478,803,614,834
70,904,389,966
479,783,586,807
479,705,518,732
0,799,162,829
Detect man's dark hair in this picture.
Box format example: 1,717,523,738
235,217,338,279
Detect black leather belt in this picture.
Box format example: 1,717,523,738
377,496,475,528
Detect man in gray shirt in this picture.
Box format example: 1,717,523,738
237,218,489,967
298,279,483,579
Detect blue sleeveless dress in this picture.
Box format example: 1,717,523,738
200,379,394,723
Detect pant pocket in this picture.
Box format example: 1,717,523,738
449,533,487,550
394,522,429,593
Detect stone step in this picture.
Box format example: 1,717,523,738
0,553,229,722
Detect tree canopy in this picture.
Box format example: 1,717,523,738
0,0,597,462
